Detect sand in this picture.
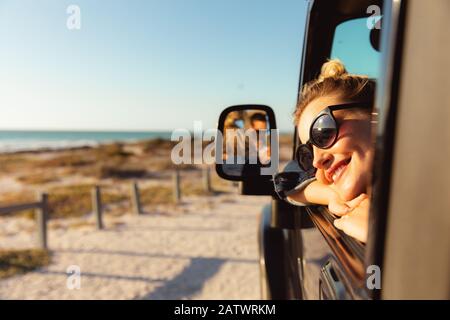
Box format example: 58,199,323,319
0,192,267,300
0,137,293,299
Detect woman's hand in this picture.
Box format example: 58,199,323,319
333,195,370,243
328,193,368,216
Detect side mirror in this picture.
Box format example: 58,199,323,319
215,105,278,194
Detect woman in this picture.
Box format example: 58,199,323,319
287,59,375,243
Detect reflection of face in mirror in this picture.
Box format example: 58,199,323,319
250,113,267,130
222,109,271,177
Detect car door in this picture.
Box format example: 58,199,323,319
372,0,450,299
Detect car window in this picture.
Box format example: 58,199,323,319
310,16,382,248
330,17,380,79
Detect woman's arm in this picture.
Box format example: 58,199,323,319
289,182,370,242
286,168,338,207
287,181,351,215
287,180,334,205
287,178,370,243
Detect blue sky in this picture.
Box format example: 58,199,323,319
0,0,308,131
331,17,380,78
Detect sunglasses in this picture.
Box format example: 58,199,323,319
296,101,372,171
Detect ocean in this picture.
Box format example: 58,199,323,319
0,130,173,153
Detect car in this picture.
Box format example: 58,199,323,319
215,0,450,300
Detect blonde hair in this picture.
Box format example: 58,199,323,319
293,59,375,125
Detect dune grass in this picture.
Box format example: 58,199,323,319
0,181,206,219
0,249,50,279
0,184,129,219
138,171,227,207
139,182,211,207
46,184,129,219
0,155,31,174
139,185,174,205
140,138,177,154
38,153,93,168
35,143,142,180
0,139,237,220
17,173,58,185
0,192,36,218
96,165,147,179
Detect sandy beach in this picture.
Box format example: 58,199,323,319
0,192,265,300
0,137,292,299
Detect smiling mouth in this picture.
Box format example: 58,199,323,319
329,158,351,183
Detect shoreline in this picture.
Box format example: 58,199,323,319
0,132,293,155
0,130,173,154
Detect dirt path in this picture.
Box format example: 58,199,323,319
0,193,267,300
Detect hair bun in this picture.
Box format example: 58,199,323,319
318,59,347,81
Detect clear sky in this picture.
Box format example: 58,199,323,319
0,0,308,132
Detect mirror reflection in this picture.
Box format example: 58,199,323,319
222,109,271,177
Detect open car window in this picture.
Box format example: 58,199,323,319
302,15,381,290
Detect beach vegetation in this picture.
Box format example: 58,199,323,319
39,153,92,168
0,184,129,219
17,173,58,185
0,192,36,218
95,143,132,159
0,248,50,279
0,155,30,173
96,165,147,179
140,185,174,205
47,184,128,219
140,138,177,154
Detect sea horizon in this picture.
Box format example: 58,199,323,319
0,130,173,153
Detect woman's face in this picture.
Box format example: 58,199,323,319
298,95,373,201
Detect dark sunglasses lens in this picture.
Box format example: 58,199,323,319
297,145,313,171
311,114,337,148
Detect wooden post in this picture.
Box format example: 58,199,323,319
36,192,48,250
92,186,103,230
173,169,181,203
131,181,142,215
231,181,240,192
203,167,211,193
